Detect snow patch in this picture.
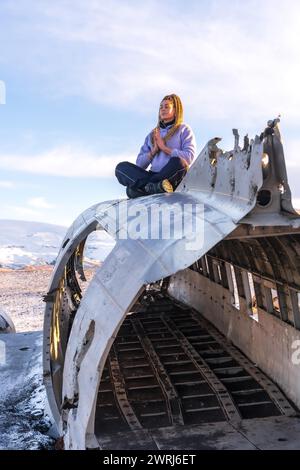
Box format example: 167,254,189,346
0,332,55,450
0,219,115,268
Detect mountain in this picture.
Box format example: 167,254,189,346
0,219,115,269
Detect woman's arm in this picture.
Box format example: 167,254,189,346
136,134,158,169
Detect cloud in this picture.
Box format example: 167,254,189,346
283,138,300,168
0,146,134,178
0,181,15,188
7,205,42,219
27,197,55,209
4,198,56,223
2,0,300,125
292,198,300,210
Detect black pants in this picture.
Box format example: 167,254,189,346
115,157,188,191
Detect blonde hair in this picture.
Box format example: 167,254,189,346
151,94,183,144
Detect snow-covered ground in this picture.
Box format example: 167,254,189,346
0,268,59,449
0,264,98,450
0,266,95,333
0,219,115,269
0,332,55,450
0,219,112,449
0,267,55,332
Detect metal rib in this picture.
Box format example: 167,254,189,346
160,313,241,424
130,318,185,426
189,309,296,416
108,345,143,430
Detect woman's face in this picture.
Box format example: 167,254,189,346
159,99,175,123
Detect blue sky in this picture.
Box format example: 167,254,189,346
1,0,300,226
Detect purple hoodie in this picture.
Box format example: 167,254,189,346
136,123,196,172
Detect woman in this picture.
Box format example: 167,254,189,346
115,94,196,198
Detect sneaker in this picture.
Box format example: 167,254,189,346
161,179,174,193
126,186,146,199
144,179,173,195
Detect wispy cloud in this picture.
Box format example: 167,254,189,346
283,138,300,168
0,146,134,177
7,205,42,219
292,198,300,209
27,197,54,209
0,180,15,188
4,198,55,222
2,0,300,125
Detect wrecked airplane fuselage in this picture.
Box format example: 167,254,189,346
43,119,300,449
0,307,16,334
